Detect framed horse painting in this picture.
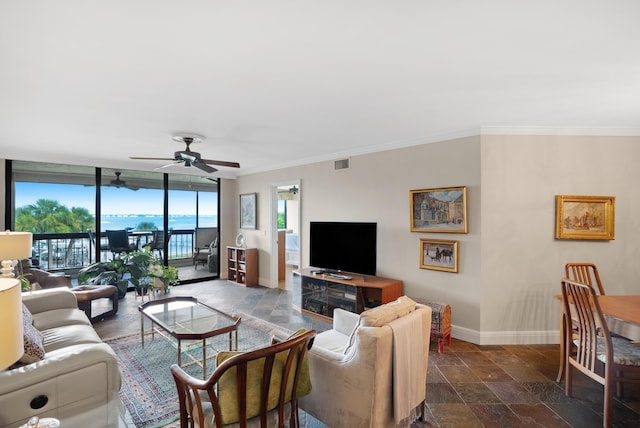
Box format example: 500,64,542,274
555,195,615,240
420,239,459,273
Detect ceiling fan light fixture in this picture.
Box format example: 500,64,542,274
172,133,205,145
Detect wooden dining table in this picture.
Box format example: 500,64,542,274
555,294,640,382
597,295,640,341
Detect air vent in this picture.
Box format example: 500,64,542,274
334,158,350,170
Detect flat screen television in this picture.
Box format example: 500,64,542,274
309,221,377,276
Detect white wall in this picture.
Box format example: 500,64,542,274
480,135,640,344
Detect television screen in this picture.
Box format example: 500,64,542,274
309,221,377,276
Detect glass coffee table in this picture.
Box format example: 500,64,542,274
139,296,240,377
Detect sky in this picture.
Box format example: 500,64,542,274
15,183,217,216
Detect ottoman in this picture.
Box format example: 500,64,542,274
72,285,119,323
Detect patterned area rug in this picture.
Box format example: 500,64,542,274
106,312,291,428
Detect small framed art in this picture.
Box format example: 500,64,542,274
240,193,257,229
410,186,467,233
420,239,459,273
555,195,615,240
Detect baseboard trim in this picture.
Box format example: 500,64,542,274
452,325,560,345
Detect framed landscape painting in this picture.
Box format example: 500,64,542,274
555,195,615,240
420,239,458,273
240,193,257,229
410,186,467,233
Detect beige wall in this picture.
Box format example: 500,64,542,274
480,135,640,343
235,137,483,335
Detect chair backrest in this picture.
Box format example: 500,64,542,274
87,229,96,245
106,229,131,253
150,230,170,249
561,279,612,381
565,263,605,295
195,227,217,249
171,329,316,428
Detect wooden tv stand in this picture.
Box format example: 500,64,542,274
295,268,403,320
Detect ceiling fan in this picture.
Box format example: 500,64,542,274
130,134,240,174
110,171,139,190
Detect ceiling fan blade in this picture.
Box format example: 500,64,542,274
193,161,217,173
201,158,240,168
154,161,181,170
130,157,175,161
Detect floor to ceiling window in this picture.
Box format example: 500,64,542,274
8,160,220,282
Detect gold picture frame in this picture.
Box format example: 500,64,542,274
410,186,467,233
555,195,615,240
420,239,459,273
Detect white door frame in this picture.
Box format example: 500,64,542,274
270,179,301,288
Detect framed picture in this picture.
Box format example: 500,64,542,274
555,195,615,240
410,186,467,233
240,193,257,229
420,239,459,273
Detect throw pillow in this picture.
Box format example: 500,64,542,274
20,309,45,364
215,328,311,425
359,295,417,327
22,303,33,325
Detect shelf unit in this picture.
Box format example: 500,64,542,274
227,246,258,287
295,268,403,320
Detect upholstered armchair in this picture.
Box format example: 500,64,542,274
19,259,72,290
299,296,432,428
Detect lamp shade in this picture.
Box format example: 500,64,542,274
0,231,33,260
0,278,23,370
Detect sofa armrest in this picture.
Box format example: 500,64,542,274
332,308,360,336
22,288,78,314
0,343,121,427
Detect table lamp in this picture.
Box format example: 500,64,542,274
0,230,33,277
0,278,23,370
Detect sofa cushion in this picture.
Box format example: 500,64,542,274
20,311,45,364
359,295,417,327
41,324,103,352
32,308,91,330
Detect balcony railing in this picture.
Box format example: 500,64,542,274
32,229,197,271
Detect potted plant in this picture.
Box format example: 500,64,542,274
147,260,179,295
78,247,172,298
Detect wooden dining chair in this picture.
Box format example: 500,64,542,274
561,279,640,428
171,329,315,428
565,262,605,295
557,263,607,382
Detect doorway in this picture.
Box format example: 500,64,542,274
270,180,300,289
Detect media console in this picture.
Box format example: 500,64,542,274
294,267,403,320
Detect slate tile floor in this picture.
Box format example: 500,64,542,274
92,280,640,427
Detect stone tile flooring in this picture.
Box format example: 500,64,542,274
92,280,640,427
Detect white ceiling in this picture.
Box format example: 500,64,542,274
2,1,639,179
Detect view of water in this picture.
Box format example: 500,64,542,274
101,214,217,231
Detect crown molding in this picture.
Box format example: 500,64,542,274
480,126,640,136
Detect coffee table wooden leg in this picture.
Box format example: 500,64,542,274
178,339,182,367
140,314,144,348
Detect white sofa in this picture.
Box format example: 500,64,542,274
0,288,122,428
299,296,432,428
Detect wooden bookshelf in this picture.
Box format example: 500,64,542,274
227,246,258,287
